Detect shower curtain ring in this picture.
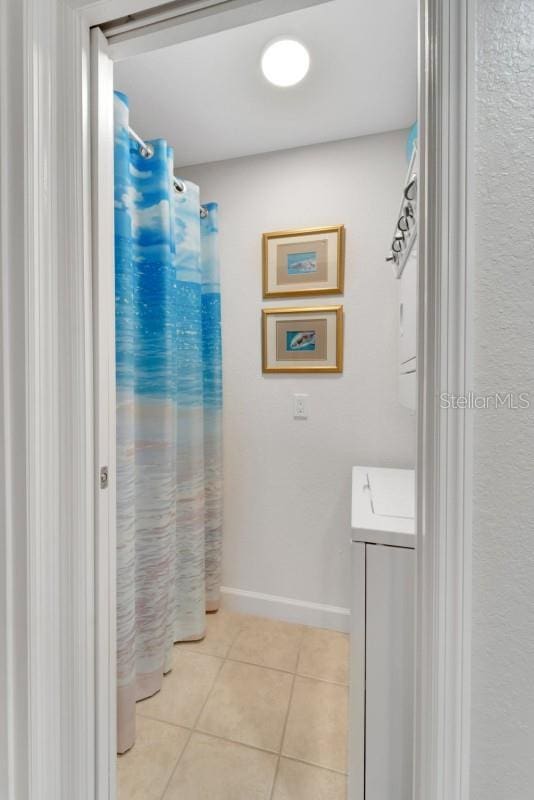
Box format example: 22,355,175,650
139,142,154,159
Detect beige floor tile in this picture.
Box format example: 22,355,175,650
137,650,222,728
163,732,277,800
282,676,348,772
176,609,246,658
272,758,347,800
197,660,293,751
117,716,189,800
297,628,349,684
228,616,304,672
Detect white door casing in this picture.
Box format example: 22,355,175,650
1,1,95,797
0,1,473,798
415,2,474,800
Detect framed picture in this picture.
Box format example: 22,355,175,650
262,306,343,374
262,225,345,298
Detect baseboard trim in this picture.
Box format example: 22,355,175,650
220,586,350,632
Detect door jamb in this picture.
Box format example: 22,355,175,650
91,27,117,800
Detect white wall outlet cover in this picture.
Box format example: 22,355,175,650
293,393,309,419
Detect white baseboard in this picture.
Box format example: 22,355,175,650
220,586,350,633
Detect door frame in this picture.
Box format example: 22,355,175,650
0,1,474,798
415,3,474,799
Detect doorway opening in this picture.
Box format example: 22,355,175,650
93,2,419,798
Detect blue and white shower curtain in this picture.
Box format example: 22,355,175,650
114,91,222,754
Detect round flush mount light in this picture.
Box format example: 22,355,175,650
261,38,310,87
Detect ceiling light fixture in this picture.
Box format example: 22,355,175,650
261,38,310,87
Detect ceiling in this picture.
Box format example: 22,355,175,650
114,0,417,167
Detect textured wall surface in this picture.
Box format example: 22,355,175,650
471,2,534,797
178,131,416,611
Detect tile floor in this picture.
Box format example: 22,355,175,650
118,610,349,800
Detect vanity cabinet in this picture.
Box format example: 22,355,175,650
349,467,416,800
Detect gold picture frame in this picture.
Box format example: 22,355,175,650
262,225,345,299
262,306,344,374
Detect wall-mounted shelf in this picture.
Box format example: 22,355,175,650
386,147,417,279
384,143,418,411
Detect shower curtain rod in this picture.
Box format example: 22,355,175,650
128,125,208,218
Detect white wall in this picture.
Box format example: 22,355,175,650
470,3,534,798
179,131,415,624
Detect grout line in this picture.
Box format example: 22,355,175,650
135,709,189,727
292,671,350,688
158,729,193,800
269,756,281,800
183,727,280,756
193,656,227,729
134,710,191,730
158,651,226,800
224,654,303,677
268,676,295,800
268,625,306,800
277,753,349,777
158,615,254,798
295,626,305,676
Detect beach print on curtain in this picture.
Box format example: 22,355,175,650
114,91,222,754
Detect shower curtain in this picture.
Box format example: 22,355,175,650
114,91,222,754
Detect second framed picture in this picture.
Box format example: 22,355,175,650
262,225,345,298
262,306,343,374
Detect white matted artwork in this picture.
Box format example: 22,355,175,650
262,306,343,373
262,225,345,298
